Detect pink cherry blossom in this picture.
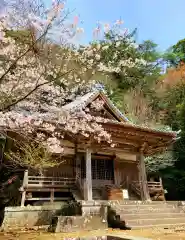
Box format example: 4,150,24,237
0,0,146,159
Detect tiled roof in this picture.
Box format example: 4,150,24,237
103,120,177,138
62,90,129,122
62,91,99,112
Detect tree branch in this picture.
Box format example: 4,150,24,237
0,16,54,85
0,69,73,111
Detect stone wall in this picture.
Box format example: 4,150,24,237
1,205,61,231
1,201,108,231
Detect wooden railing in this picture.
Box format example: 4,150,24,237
27,176,76,188
147,181,163,191
131,180,164,199
20,171,76,206
130,181,141,197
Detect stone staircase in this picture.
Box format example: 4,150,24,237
110,201,185,229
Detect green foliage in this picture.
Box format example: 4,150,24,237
164,38,185,66
145,151,175,173
159,83,185,129
5,29,34,45
101,32,185,200
101,30,148,91
173,101,185,169
95,30,163,132
148,76,185,198
4,139,59,172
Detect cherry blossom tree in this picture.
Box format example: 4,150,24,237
0,0,147,170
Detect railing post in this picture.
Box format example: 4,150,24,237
21,170,28,207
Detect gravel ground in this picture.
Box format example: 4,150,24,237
1,228,185,240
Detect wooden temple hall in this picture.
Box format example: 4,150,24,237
20,90,177,205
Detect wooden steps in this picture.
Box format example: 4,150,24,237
102,186,124,200
92,188,102,200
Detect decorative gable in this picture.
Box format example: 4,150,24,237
62,90,129,123
87,96,123,122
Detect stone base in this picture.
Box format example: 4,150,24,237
1,202,108,231
49,215,108,233
81,201,108,217
1,205,61,231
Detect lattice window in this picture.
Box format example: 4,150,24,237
94,159,114,180
80,155,114,180
105,159,114,180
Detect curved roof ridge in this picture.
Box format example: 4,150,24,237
62,89,129,122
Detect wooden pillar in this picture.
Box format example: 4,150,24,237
159,177,162,186
84,148,92,200
21,170,28,207
75,153,81,182
159,176,166,201
137,153,150,201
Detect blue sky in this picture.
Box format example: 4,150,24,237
47,0,185,51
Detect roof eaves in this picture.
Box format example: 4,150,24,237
99,91,129,122
103,120,177,138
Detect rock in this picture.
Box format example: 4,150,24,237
107,206,131,230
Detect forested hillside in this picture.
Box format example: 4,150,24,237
99,31,185,200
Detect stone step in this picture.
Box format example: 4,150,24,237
114,208,183,214
112,203,177,208
115,208,183,214
127,217,185,227
121,212,185,220
110,200,178,205
131,222,185,229
113,204,181,211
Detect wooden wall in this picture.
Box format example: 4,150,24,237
114,160,138,186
